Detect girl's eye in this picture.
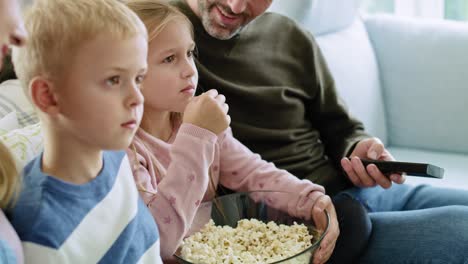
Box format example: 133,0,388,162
135,74,146,84
163,55,175,63
187,49,195,58
106,76,120,86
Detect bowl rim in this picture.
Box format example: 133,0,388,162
173,190,331,264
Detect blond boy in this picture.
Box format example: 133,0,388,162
8,0,162,263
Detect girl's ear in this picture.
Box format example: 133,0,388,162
29,76,59,116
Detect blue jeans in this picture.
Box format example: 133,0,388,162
340,184,468,264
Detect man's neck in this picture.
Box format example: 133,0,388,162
140,108,173,142
42,125,103,185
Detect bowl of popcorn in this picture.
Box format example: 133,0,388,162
174,191,330,264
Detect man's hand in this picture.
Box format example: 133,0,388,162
340,137,406,189
312,195,339,264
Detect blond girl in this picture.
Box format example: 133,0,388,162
126,1,337,263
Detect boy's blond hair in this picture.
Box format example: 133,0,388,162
126,0,193,42
0,142,18,209
13,0,148,93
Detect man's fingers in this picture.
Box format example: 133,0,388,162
390,173,406,184
351,156,376,187
367,164,392,189
341,158,364,187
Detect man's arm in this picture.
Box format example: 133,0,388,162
304,32,404,188
305,32,370,166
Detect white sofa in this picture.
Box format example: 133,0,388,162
269,0,468,190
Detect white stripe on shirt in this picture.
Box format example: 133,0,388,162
137,239,162,264
23,156,139,263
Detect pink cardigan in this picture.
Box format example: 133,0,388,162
127,123,325,260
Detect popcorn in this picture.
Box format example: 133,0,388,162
180,219,314,264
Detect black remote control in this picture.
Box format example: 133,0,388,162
360,159,444,179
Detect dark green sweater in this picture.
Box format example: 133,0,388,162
174,1,370,196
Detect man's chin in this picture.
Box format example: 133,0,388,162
204,22,241,40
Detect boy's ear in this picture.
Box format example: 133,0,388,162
30,77,59,115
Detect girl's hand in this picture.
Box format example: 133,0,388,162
312,195,339,264
183,89,231,134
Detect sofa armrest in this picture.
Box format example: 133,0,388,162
364,15,468,154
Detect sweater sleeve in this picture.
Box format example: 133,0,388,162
218,129,326,220
304,31,371,161
127,124,217,259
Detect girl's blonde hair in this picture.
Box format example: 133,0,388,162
126,0,193,42
0,142,19,209
127,0,221,202
127,0,195,189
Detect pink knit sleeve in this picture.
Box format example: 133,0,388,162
127,124,217,260
218,128,326,220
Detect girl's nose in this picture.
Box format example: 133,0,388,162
10,27,27,46
182,60,196,79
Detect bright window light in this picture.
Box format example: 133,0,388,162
361,0,468,21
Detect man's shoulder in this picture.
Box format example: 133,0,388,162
251,12,303,32
246,12,312,42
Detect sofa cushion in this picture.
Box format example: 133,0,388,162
268,0,359,36
0,111,19,135
0,80,38,127
315,18,388,143
303,0,360,36
0,123,42,170
267,0,311,23
388,146,468,190
365,15,468,154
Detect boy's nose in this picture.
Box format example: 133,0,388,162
227,0,247,14
127,85,144,108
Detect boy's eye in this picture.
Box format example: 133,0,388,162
106,76,121,86
163,55,175,63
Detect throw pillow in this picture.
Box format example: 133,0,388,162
0,123,42,170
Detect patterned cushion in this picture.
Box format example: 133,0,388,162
0,123,43,170
0,80,38,127
0,111,20,135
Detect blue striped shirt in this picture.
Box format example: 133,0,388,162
9,151,162,264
